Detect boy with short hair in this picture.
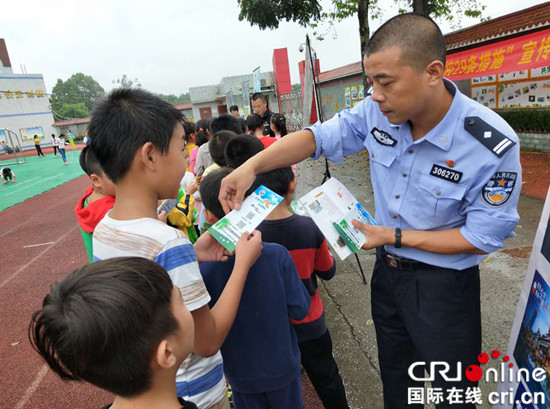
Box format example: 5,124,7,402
224,134,264,169
29,257,199,409
254,166,350,409
89,88,262,409
0,167,16,184
199,168,311,409
227,135,349,408
75,146,116,262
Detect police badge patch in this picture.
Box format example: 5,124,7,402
481,172,517,207
371,127,397,147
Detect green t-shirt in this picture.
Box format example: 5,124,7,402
79,197,94,262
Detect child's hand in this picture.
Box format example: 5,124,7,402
194,231,232,263
187,180,199,196
235,231,262,270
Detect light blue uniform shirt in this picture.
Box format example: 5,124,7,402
308,79,521,270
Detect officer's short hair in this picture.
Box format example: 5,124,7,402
365,13,446,72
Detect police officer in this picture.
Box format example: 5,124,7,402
219,13,521,408
251,92,275,137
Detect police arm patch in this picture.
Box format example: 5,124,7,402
481,171,517,207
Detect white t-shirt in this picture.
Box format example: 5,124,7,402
93,214,226,409
0,168,14,180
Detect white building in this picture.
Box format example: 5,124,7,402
0,39,56,149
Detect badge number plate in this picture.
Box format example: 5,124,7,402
430,164,463,184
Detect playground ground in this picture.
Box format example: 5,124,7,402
0,146,548,408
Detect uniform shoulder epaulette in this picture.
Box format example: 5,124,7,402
464,116,516,158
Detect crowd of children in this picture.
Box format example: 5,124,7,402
30,88,349,409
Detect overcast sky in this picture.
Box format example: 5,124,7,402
2,0,543,96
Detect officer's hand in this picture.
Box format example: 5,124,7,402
219,163,256,214
352,220,395,250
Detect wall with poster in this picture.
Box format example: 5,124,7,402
19,126,44,141
494,187,550,409
471,66,550,109
318,74,364,119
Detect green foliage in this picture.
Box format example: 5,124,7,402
51,73,105,120
497,110,550,133
58,102,90,119
395,0,487,28
113,74,142,89
237,0,322,29
157,93,191,105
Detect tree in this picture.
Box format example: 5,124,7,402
238,0,486,88
58,102,90,119
157,93,191,105
50,73,105,120
113,74,142,89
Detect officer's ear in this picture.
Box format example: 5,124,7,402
425,60,445,85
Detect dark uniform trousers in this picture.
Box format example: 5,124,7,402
372,247,481,408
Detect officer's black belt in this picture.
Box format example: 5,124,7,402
381,248,439,271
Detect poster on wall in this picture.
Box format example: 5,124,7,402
532,66,550,79
19,126,44,141
499,70,529,82
498,80,550,109
472,75,496,84
471,85,497,108
358,84,364,99
0,130,6,143
344,87,351,109
494,188,550,409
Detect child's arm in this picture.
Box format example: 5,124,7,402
192,231,262,357
314,238,336,281
281,249,311,320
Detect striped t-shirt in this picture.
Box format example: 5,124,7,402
93,213,226,409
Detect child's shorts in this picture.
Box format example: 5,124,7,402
231,375,303,409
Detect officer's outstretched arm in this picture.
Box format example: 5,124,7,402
351,221,487,255
219,129,316,214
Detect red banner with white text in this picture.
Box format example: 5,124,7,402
445,29,550,81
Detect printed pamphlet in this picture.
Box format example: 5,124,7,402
299,177,376,260
208,185,283,252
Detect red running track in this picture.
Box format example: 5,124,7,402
0,175,112,409
0,175,323,408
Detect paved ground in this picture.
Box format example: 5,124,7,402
295,151,547,409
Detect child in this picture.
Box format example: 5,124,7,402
29,257,198,409
224,134,264,169
51,133,59,156
165,148,201,243
33,134,45,157
199,168,311,409
254,166,349,409
194,119,214,176
183,121,196,171
75,146,116,262
191,127,208,176
89,88,262,409
203,130,236,177
58,134,69,164
199,130,236,235
270,113,288,140
0,167,16,184
246,114,276,148
67,129,76,150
